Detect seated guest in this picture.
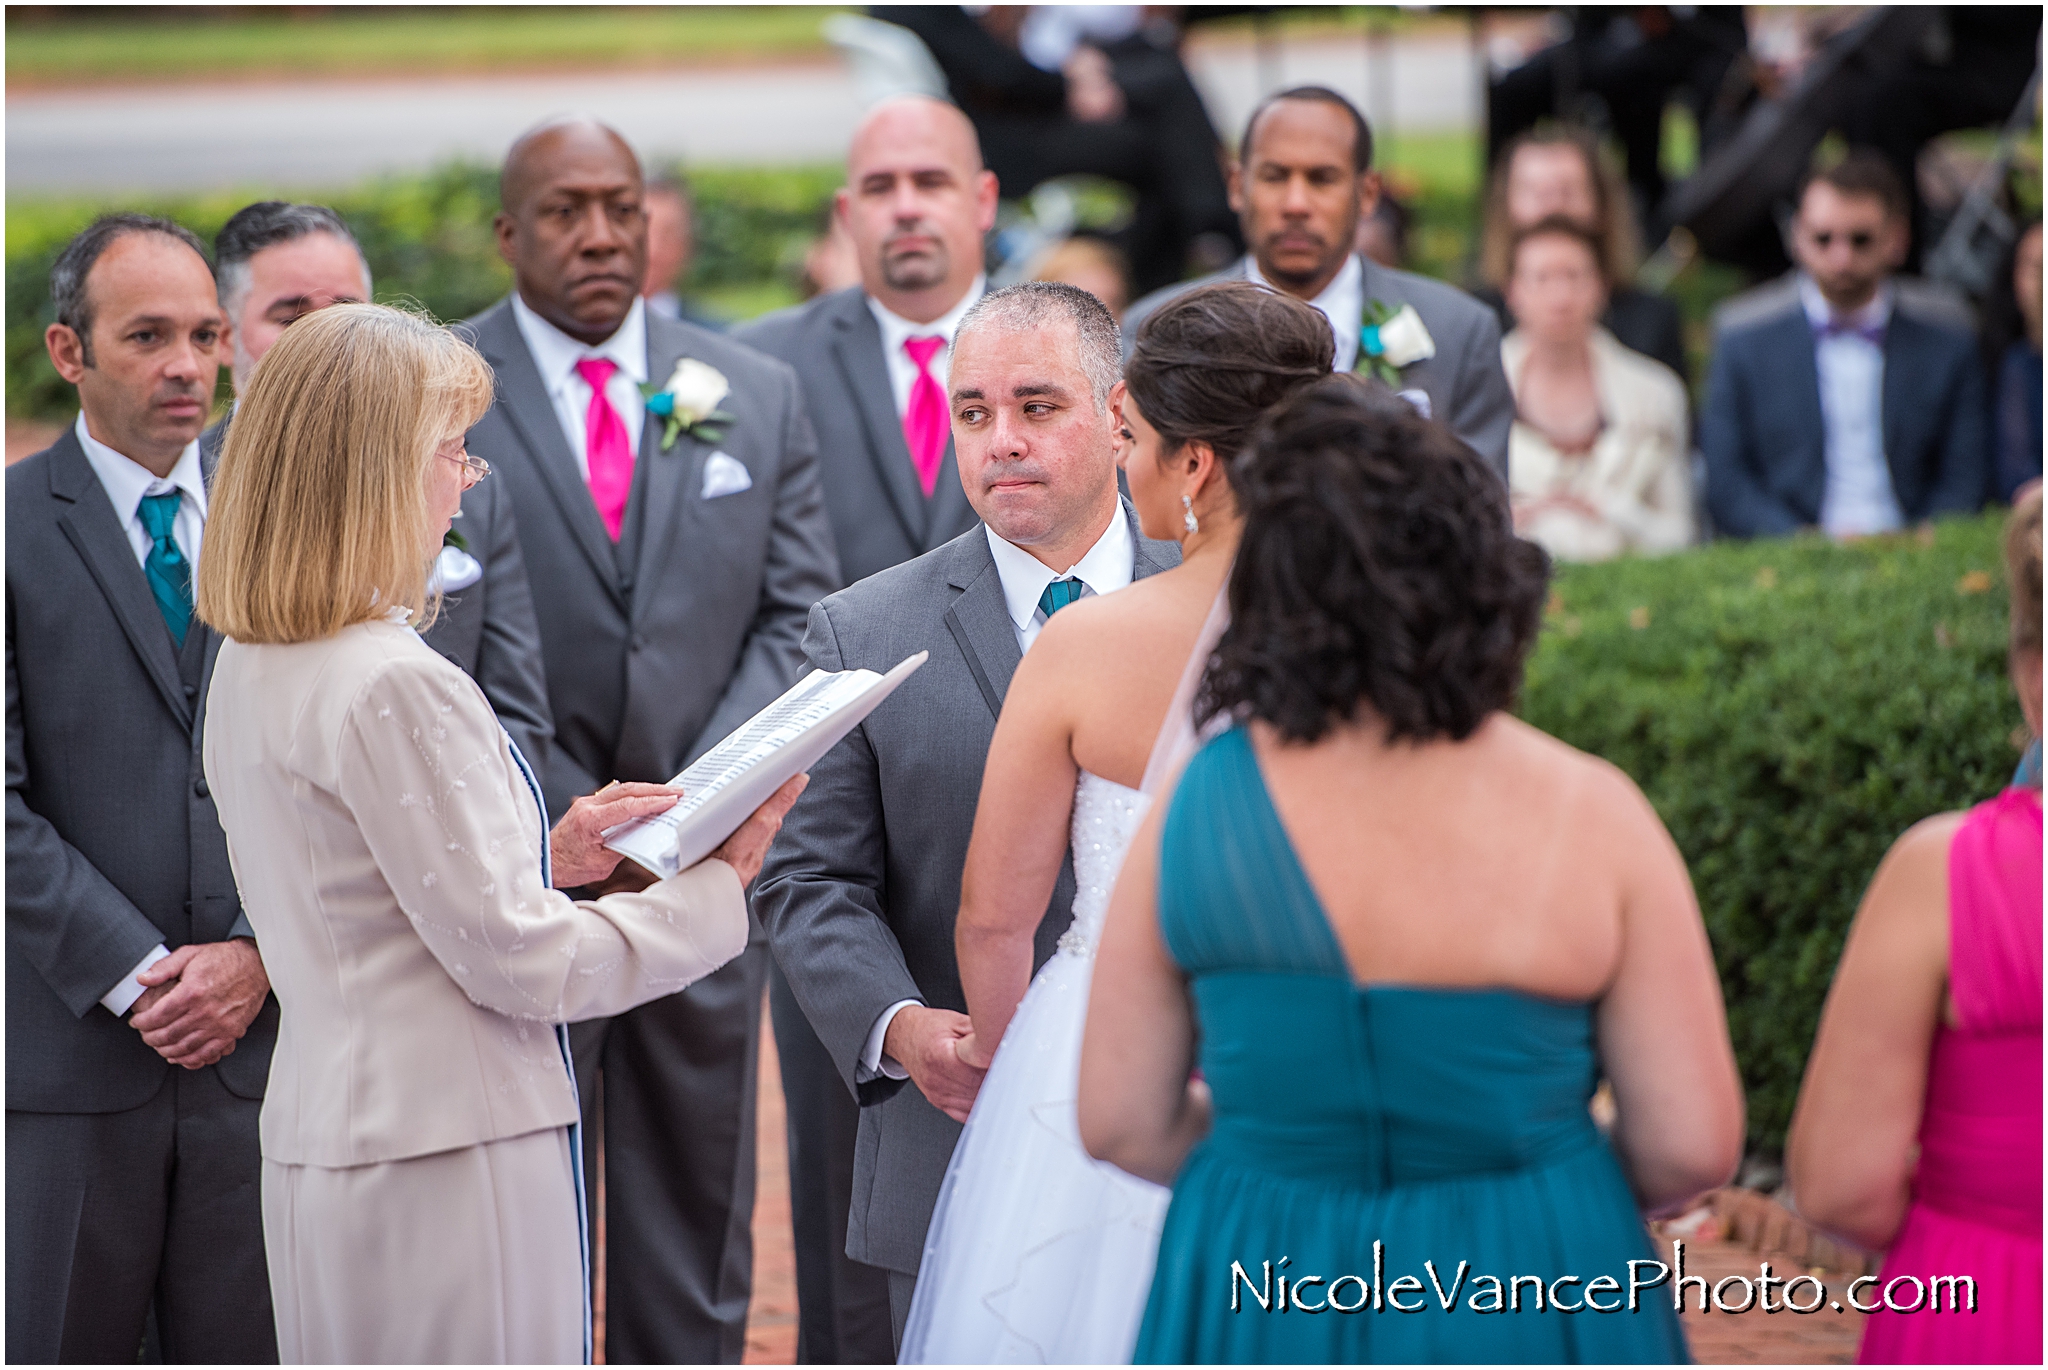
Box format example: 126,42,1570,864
1701,152,1987,539
1476,127,1687,382
641,173,723,330
206,199,554,776
1786,489,2041,1365
1031,233,1131,322
1080,377,1742,1363
1502,216,1693,561
194,301,804,1364
1125,86,1515,480
1989,221,2043,504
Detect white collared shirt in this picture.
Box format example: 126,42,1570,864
74,413,207,574
1799,274,1903,538
866,276,987,421
1248,252,1365,371
74,412,204,1015
982,507,1134,652
510,292,649,477
857,504,1136,1082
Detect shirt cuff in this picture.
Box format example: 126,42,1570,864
857,998,922,1082
101,944,171,1017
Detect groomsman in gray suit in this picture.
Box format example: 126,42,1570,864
1125,85,1514,478
756,282,1180,1352
460,117,839,1364
200,200,554,774
734,93,992,1364
7,215,276,1362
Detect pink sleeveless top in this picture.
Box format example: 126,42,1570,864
1861,787,2042,1365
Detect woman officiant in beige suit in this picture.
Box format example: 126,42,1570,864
195,303,804,1364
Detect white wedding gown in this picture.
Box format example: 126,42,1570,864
899,590,1230,1365
898,770,1170,1364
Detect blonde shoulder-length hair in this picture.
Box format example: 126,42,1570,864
197,303,494,644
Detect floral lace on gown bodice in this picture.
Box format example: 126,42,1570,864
1057,772,1152,959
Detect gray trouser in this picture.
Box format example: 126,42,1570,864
887,1268,918,1357
572,941,767,1364
6,1066,276,1364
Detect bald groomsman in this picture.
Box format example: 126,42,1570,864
735,94,995,1363
462,118,840,1363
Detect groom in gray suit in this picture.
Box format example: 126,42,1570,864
756,282,1180,1351
734,94,992,1364
1125,85,1513,479
461,118,840,1363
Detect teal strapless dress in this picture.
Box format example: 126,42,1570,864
1132,728,1688,1364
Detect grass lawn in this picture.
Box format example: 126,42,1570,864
5,5,848,85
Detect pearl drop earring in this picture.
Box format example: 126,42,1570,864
1182,493,1200,536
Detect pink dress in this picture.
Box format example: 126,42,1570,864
1860,787,2042,1364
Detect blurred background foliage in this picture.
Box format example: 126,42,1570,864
1521,511,2024,1155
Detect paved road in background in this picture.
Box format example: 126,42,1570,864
6,29,1481,194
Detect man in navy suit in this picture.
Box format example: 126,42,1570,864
1701,152,1987,538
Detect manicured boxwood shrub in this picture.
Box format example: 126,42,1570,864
6,161,841,422
1520,513,2025,1153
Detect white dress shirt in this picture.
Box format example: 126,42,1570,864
510,292,648,477
74,413,208,1014
866,276,987,421
1248,252,1365,372
1799,275,1903,537
858,507,1136,1081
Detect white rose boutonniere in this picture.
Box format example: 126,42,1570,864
642,358,736,451
1355,301,1436,386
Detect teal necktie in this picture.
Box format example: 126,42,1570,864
137,491,193,647
1037,577,1085,619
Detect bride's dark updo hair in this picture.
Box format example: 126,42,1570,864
1200,376,1550,745
1123,281,1335,471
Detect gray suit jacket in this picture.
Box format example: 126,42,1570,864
734,287,982,586
754,507,1180,1275
6,429,275,1111
1124,252,1515,481
200,417,554,776
460,298,842,818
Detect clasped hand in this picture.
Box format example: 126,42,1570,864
886,1006,988,1123
129,938,269,1069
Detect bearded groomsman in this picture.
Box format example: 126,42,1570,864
202,200,553,774
461,117,840,1364
734,93,992,1364
7,215,275,1362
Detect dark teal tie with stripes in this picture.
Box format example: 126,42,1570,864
137,491,193,647
1037,577,1085,619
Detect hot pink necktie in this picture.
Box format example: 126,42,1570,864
902,335,948,498
575,357,633,541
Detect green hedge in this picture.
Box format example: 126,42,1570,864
1520,513,2023,1154
6,162,841,422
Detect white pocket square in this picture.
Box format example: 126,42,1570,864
700,451,753,499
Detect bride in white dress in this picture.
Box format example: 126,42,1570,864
901,283,1335,1363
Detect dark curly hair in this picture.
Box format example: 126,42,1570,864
1123,281,1335,476
1199,375,1551,744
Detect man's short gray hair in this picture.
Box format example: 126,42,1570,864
213,201,370,315
955,282,1123,409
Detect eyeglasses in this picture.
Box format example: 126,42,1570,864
1806,229,1877,252
436,442,491,488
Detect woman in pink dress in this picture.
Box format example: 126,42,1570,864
1788,489,2043,1364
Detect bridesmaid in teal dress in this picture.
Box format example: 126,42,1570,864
1079,377,1746,1363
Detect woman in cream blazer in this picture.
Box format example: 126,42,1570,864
196,304,803,1364
1502,216,1694,562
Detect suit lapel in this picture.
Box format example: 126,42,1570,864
472,303,626,607
940,534,1019,721
47,433,193,732
829,294,929,550
1880,314,1920,494
1779,312,1828,474
627,317,708,620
